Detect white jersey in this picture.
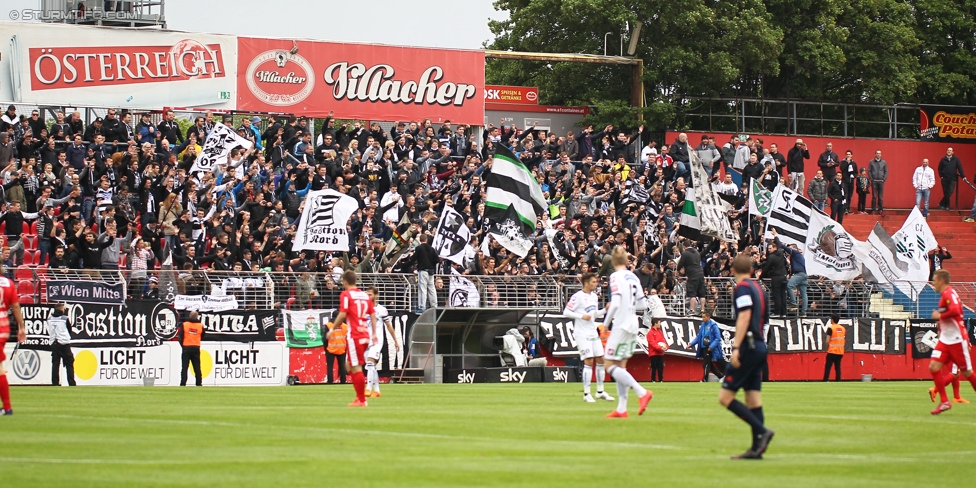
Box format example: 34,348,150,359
369,304,391,347
563,290,603,340
605,269,645,334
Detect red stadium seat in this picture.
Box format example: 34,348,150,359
18,294,34,305
17,280,34,296
24,236,37,251
27,221,37,236
14,265,33,282
21,251,34,266
286,298,296,310
0,222,5,234
35,265,48,279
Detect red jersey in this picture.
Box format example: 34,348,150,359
938,286,967,345
0,276,15,330
340,288,374,340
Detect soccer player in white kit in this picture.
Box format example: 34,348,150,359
563,272,614,403
603,246,654,418
365,287,400,398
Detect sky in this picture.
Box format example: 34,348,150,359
7,0,507,50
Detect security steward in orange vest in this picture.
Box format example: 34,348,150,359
823,314,846,381
325,321,349,385
179,311,205,387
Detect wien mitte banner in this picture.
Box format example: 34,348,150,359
237,37,485,124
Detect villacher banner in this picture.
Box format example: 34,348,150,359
237,36,485,124
920,105,976,143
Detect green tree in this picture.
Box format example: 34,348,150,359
911,0,976,105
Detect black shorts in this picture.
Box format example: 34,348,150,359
721,344,767,393
686,276,706,298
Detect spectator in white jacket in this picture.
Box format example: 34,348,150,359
913,158,936,217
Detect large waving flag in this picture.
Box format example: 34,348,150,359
485,145,546,257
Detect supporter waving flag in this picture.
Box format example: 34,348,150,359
484,145,546,257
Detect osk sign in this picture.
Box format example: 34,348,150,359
237,37,485,125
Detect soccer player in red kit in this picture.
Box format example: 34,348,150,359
928,270,976,415
0,276,25,415
331,271,378,407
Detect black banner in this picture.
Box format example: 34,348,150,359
447,368,487,384
541,313,907,356
920,105,976,143
485,367,544,383
542,367,579,383
47,280,125,305
910,319,939,359
20,300,179,349
192,309,278,342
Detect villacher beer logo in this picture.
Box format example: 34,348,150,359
30,39,225,90
245,50,315,106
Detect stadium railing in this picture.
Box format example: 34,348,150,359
15,268,416,311
13,267,965,319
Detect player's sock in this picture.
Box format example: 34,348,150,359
595,364,606,392
727,399,765,450
582,365,592,395
608,366,647,398
951,375,961,399
366,363,377,391
965,372,976,393
751,406,764,426
0,375,10,410
351,371,367,403
930,369,949,403
615,381,628,413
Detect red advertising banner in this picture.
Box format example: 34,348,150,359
237,37,486,124
484,85,539,105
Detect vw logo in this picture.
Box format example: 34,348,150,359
13,349,41,381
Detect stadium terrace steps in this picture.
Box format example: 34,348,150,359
868,293,913,320
840,210,976,283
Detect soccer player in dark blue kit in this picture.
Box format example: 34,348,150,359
718,254,775,459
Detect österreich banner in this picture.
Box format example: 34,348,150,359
920,106,976,143
0,22,237,109
237,37,485,124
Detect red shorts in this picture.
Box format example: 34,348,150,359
0,324,8,362
346,335,369,368
933,341,973,372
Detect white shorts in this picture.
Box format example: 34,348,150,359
366,343,383,362
605,328,638,361
576,336,604,360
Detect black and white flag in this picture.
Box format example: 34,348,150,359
190,122,253,174
293,190,359,252
449,270,480,308
622,179,649,206
764,185,817,247
432,206,471,265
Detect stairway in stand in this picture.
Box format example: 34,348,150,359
841,208,976,283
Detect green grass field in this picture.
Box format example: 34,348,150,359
2,382,975,487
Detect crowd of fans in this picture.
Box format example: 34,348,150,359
0,104,877,315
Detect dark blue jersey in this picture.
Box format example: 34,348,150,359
733,279,768,342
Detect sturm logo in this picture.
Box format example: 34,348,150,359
245,50,315,106
449,288,470,307
13,349,41,381
153,307,178,340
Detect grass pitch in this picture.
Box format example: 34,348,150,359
3,381,975,487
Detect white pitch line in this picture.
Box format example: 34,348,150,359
31,413,684,451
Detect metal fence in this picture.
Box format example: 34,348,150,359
14,267,972,319
15,269,416,311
